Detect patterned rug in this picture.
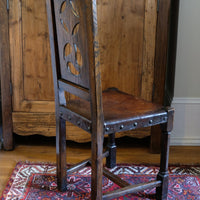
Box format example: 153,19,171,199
1,162,200,200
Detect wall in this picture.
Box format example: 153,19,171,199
171,0,200,145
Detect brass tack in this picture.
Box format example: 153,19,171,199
120,125,124,129
105,127,110,132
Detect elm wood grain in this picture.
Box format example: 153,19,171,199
98,0,157,100
95,0,158,150
22,0,54,101
141,0,157,101
0,0,13,150
9,0,23,113
9,0,54,113
47,0,174,199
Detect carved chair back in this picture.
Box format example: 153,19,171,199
47,0,103,130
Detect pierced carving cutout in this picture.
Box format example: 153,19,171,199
69,0,79,17
67,62,80,76
64,43,72,58
60,1,67,13
60,0,80,34
74,44,83,67
60,19,69,33
60,1,69,33
72,23,80,35
59,0,84,79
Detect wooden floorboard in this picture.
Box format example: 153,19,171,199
0,135,200,194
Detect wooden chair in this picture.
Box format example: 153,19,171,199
46,0,174,199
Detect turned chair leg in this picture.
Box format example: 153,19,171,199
156,108,174,200
156,128,170,200
56,117,67,191
106,133,116,168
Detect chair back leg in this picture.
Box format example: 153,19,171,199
91,129,104,199
56,117,67,191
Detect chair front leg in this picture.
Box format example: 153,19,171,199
106,132,116,168
56,117,67,192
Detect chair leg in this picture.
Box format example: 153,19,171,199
91,130,104,200
56,117,67,192
156,126,171,200
106,132,116,168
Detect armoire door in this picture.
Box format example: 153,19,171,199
9,0,86,141
8,0,157,141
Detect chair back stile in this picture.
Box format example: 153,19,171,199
84,0,104,135
46,0,61,115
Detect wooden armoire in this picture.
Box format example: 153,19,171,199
0,0,179,152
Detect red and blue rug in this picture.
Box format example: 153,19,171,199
1,162,200,199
